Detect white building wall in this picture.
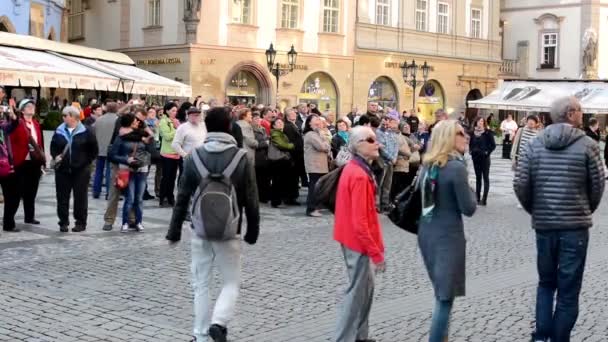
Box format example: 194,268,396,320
598,7,608,79
129,0,145,48
80,0,121,50
301,1,320,53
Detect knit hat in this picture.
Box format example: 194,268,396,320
18,98,35,111
386,110,400,121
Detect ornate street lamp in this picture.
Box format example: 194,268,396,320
401,59,431,111
265,43,297,105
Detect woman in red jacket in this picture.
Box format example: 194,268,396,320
333,126,384,342
3,99,45,232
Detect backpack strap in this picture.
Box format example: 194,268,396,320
222,149,247,178
191,150,210,179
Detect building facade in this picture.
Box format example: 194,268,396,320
500,0,608,80
0,0,66,41
67,0,501,120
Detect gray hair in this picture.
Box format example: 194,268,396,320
284,107,296,116
62,105,81,120
297,103,307,111
550,96,581,124
349,126,374,154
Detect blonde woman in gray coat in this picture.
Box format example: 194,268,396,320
303,114,330,217
236,108,258,165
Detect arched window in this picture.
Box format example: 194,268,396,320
299,72,339,115
534,13,563,69
368,76,398,110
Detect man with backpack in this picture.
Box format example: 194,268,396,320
166,106,260,342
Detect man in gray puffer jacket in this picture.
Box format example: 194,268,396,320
514,96,604,342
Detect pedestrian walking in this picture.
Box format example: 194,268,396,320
303,115,330,217
511,114,540,171
514,97,605,342
158,102,181,207
418,120,477,342
109,113,152,232
333,126,384,342
500,113,518,159
469,117,496,206
50,106,99,233
166,106,259,342
269,118,294,208
92,101,119,199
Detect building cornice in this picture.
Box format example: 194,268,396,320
354,47,501,65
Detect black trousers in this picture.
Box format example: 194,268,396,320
1,161,42,230
159,157,182,203
502,134,513,159
55,168,90,227
306,173,325,214
297,156,308,187
473,156,491,202
255,163,271,203
286,160,300,201
390,171,409,203
270,160,290,206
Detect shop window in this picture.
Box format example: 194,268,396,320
322,0,340,33
416,0,427,31
68,0,85,41
437,2,449,34
227,70,261,106
376,0,390,26
281,0,299,29
299,72,339,115
471,8,481,39
368,77,398,110
232,0,252,24
147,0,161,26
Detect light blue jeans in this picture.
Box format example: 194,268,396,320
429,298,453,342
122,172,146,224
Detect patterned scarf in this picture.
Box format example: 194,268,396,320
421,165,439,223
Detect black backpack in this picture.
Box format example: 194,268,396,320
313,165,345,213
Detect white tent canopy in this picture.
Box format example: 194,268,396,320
469,80,608,114
0,32,191,97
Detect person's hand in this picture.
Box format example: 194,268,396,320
127,157,136,164
55,155,63,163
372,261,386,274
413,144,421,151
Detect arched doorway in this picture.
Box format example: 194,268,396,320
417,80,445,124
299,71,339,116
368,76,398,110
465,88,483,123
225,62,272,105
0,16,16,33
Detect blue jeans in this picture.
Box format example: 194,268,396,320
122,172,147,225
534,229,589,342
93,156,111,198
429,298,453,342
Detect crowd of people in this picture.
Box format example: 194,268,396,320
0,85,606,342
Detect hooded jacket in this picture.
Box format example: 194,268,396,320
514,123,604,230
50,123,98,173
166,132,260,243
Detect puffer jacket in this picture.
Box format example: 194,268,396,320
514,123,604,230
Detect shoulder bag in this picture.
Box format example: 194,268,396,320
24,123,46,166
115,143,137,190
388,173,421,235
268,142,290,161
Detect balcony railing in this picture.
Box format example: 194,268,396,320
499,59,520,76
68,12,85,41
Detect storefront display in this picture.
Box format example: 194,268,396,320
368,76,398,110
298,72,338,115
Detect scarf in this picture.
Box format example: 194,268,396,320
474,127,485,137
421,165,439,223
337,131,349,144
352,154,377,191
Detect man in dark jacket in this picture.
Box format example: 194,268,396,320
166,106,259,342
50,106,99,233
282,108,303,204
514,96,604,342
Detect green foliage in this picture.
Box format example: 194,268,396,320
41,111,62,131
37,97,49,115
489,121,501,137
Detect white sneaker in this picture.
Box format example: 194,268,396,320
136,223,144,232
121,223,130,233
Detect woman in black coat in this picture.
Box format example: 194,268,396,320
469,117,496,206
331,119,349,158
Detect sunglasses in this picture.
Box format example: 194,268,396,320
363,137,377,144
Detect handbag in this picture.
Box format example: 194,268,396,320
268,142,290,161
334,147,352,167
388,174,421,235
114,143,137,189
51,143,70,170
25,125,46,166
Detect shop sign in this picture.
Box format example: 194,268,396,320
279,64,308,71
200,58,217,65
136,58,182,65
385,62,402,69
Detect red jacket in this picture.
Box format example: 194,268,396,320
333,160,384,263
261,119,271,135
10,119,43,167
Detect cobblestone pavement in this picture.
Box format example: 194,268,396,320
2,150,608,341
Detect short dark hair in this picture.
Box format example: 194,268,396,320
120,113,136,127
369,116,381,128
271,118,284,128
205,107,232,133
526,114,539,124
163,102,178,113
358,115,370,126
588,117,598,127
91,104,102,111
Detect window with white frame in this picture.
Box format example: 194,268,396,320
541,33,558,67
281,0,299,29
147,0,161,26
323,0,339,33
416,0,427,31
376,0,390,26
437,2,449,34
232,0,252,24
471,8,481,38
67,0,85,40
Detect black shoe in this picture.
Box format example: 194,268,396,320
208,324,227,342
72,225,86,233
3,227,21,233
102,224,113,231
59,225,69,233
24,219,40,225
480,199,487,206
356,339,376,342
93,194,100,199
167,199,175,207
143,192,155,200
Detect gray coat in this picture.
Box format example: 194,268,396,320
303,130,330,174
237,120,258,164
514,123,605,230
94,112,118,157
418,158,476,300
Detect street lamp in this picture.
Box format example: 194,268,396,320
265,43,297,105
401,59,431,112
